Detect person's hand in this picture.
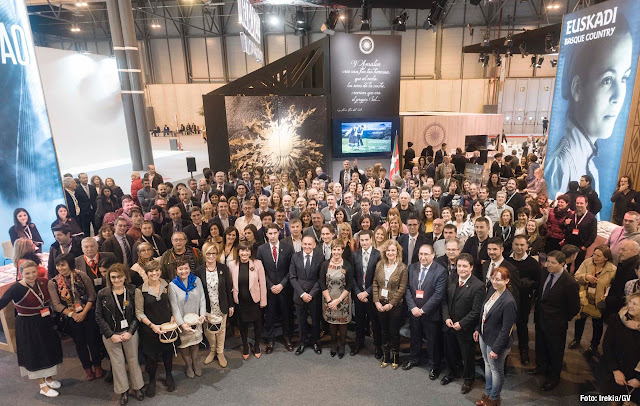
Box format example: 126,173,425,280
198,315,206,324
383,303,393,312
229,307,234,317
121,332,132,341
375,302,384,312
272,284,283,294
411,307,422,317
453,322,462,331
445,319,454,328
302,293,312,303
586,275,597,284
191,239,199,246
542,208,549,216
356,292,368,302
628,378,640,388
181,323,194,333
565,218,572,225
150,323,162,335
70,312,82,322
613,370,627,386
489,351,498,360
327,299,338,310
473,331,479,342
110,334,122,343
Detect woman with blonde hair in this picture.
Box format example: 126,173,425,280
524,220,544,257
201,202,215,224
337,222,357,259
280,173,295,196
270,191,284,211
12,238,47,280
373,226,388,250
493,210,516,256
130,242,155,286
373,239,408,369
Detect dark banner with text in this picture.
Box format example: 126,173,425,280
330,34,401,119
1,0,64,248
545,0,640,220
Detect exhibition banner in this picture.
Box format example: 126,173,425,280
545,0,640,220
1,0,64,248
330,34,401,119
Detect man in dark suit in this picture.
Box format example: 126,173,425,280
212,171,235,199
77,173,98,236
75,237,116,285
339,160,356,191
563,195,597,270
195,178,212,206
101,217,136,266
402,244,447,379
350,198,381,233
210,200,236,232
436,238,462,278
289,235,323,355
398,214,429,266
477,237,521,306
184,207,210,249
256,224,295,353
434,143,448,167
528,250,580,391
62,176,80,221
451,148,468,175
490,153,514,179
441,253,484,393
176,188,201,222
462,217,491,271
351,230,382,357
161,206,191,248
48,223,83,279
425,218,445,246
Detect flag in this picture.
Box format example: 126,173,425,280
389,131,400,180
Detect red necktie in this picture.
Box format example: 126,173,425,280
459,281,463,287
90,260,96,269
272,245,278,263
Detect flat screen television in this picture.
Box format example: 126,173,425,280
332,117,399,158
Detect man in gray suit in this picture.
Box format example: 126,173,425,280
75,237,116,286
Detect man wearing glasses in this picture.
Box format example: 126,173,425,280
160,231,204,281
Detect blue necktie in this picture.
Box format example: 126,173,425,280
418,266,427,287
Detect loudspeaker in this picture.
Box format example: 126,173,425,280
186,157,197,173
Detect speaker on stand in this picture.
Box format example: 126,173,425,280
186,157,196,179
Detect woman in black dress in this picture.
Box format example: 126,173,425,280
8,208,44,252
229,241,267,359
50,204,83,237
134,260,177,396
0,260,63,397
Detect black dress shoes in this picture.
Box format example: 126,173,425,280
132,389,145,401
330,347,337,357
527,367,543,375
166,373,176,392
295,344,306,356
520,352,530,366
541,381,559,391
338,348,345,359
568,339,580,349
441,374,457,385
350,343,360,356
461,380,474,394
374,347,383,360
401,361,418,371
285,340,294,352
584,346,596,358
265,343,274,354
429,369,441,380
120,393,128,405
313,343,322,354
145,381,156,398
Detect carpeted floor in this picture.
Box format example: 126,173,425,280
0,318,604,406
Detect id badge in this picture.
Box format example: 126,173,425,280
94,278,102,286
120,320,129,329
572,229,579,235
40,308,50,317
74,303,83,313
380,288,389,298
416,290,424,299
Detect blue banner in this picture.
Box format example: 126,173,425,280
1,0,64,250
545,0,640,220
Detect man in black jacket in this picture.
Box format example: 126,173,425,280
289,235,323,355
462,217,491,271
579,175,602,215
398,214,429,266
506,235,541,365
441,253,484,393
529,250,580,391
451,148,468,175
256,224,295,353
351,230,382,357
350,199,380,233
564,195,597,270
504,178,526,214
604,240,640,319
48,223,83,279
77,173,98,236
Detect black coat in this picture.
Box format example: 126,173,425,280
477,259,521,306
101,235,136,266
9,223,44,249
195,263,233,314
95,284,139,338
184,223,210,249
476,287,517,355
47,237,83,279
397,233,430,265
534,270,580,332
256,242,294,289
462,236,490,271
289,250,324,305
441,274,484,339
161,220,191,248
351,248,381,297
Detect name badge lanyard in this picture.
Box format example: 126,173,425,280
23,226,33,241
86,257,99,278
574,212,587,232
113,289,128,326
27,282,46,308
144,236,160,256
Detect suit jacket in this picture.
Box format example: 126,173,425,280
397,233,430,265
161,220,191,247
76,184,97,216
195,263,233,314
352,248,381,297
372,261,408,306
177,201,201,222
476,287,517,355
436,177,454,192
47,237,83,279
476,259,521,306
441,274,484,338
75,252,116,279
195,190,210,206
425,232,445,247
184,222,210,249
212,183,236,199
132,234,167,263
211,215,237,231
64,189,80,219
351,211,381,233
435,149,447,167
405,261,447,320
101,234,136,266
228,259,267,307
534,269,580,332
339,169,357,189
289,250,323,305
462,236,489,271
255,242,294,289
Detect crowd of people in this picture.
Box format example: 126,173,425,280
3,146,640,405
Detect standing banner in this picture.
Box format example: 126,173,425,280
545,0,640,220
1,0,64,248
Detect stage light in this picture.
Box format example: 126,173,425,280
482,54,490,67
75,1,87,6
506,116,511,121
495,54,502,67
295,7,305,24
339,14,345,20
504,34,513,48
528,116,533,120
519,42,528,57
536,57,544,68
150,19,161,28
360,0,371,31
506,48,513,57
545,33,558,53
467,23,474,37
294,7,310,34
478,53,484,63
482,30,490,48
517,116,522,121
530,55,536,67
392,11,408,32
550,59,558,68
269,15,279,25
70,24,81,32
427,0,447,27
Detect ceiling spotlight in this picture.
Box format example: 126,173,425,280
550,59,558,68
482,54,490,67
392,11,408,32
295,7,305,24
360,0,371,31
269,15,279,25
478,53,484,63
294,7,310,34
530,55,536,67
536,56,544,68
495,54,502,67
545,33,558,53
504,34,513,48
467,23,474,37
519,42,528,57
339,13,345,20
482,29,490,47
506,48,513,57
70,24,81,32
75,1,87,6
150,19,161,28
427,0,447,27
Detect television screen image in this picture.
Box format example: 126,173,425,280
340,121,392,154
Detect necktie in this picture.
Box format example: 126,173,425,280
123,238,131,265
459,280,464,287
218,184,223,191
418,266,427,287
409,237,416,263
90,259,96,269
272,245,278,263
286,209,290,221
543,273,555,297
363,251,370,286
487,263,495,286
305,255,311,275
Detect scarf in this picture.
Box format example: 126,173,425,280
173,273,198,302
54,271,87,306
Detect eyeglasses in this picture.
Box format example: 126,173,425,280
205,252,217,256
110,274,125,280
172,238,186,242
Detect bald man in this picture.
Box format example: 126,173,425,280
605,240,640,318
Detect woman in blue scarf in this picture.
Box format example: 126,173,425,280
169,259,206,379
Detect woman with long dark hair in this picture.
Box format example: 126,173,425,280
50,204,83,237
546,195,573,253
220,227,239,265
9,208,44,251
104,178,124,202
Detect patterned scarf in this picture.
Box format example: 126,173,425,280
173,273,198,302
54,271,88,306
